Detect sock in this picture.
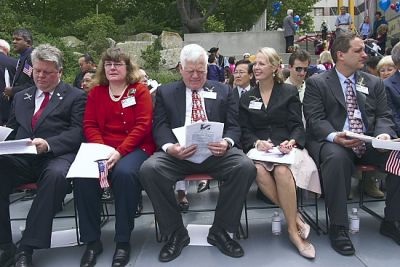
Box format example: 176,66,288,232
17,245,33,255
116,242,130,250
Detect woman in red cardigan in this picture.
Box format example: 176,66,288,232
74,48,156,267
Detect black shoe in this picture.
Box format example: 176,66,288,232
80,241,103,267
134,194,143,218
0,243,16,267
111,245,130,267
380,220,400,245
14,251,33,267
207,225,244,258
197,181,210,193
329,225,355,256
159,227,190,262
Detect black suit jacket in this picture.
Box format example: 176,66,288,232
303,68,396,164
239,83,305,152
384,71,400,135
153,80,241,149
7,81,87,160
0,55,17,123
12,48,35,95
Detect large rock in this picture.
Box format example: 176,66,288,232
160,31,183,49
61,36,84,48
160,48,181,69
126,33,158,42
116,41,153,66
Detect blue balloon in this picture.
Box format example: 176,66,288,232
294,24,299,31
294,15,300,23
272,10,278,16
379,0,391,11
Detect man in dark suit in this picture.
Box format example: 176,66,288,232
303,32,400,256
3,29,35,98
0,44,86,267
73,53,96,89
0,39,17,124
232,59,253,103
385,42,400,136
139,44,255,262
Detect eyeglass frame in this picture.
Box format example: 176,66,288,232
294,67,309,73
104,62,126,69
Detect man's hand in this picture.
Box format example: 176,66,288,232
208,139,229,157
106,150,122,170
376,133,391,152
333,132,364,148
167,143,197,160
3,87,13,97
31,138,49,154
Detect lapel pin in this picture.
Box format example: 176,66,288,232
23,93,32,100
59,97,63,100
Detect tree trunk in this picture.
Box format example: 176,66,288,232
176,0,219,33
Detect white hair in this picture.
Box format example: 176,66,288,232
287,9,293,16
179,44,207,70
0,39,10,54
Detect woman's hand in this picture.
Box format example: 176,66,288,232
278,139,296,154
106,150,122,170
255,139,274,152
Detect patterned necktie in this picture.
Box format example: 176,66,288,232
240,88,246,97
191,90,207,123
32,92,50,129
345,79,366,157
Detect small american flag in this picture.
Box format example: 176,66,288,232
22,63,33,77
97,160,110,188
385,150,400,175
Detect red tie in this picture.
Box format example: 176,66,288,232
32,92,50,129
191,90,207,123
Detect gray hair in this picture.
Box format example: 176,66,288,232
0,39,10,53
179,44,208,70
13,29,33,45
31,44,63,70
287,9,293,16
377,55,395,71
392,42,400,67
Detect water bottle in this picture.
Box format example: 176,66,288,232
272,211,281,235
349,208,360,234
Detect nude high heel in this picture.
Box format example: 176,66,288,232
296,213,311,240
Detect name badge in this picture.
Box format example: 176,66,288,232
356,84,369,95
203,91,217,99
249,101,263,110
121,96,136,108
353,109,362,119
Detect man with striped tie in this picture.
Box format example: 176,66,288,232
304,32,400,256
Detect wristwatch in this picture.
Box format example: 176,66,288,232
225,139,233,149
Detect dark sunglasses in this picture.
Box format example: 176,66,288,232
295,67,308,73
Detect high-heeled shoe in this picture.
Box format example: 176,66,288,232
289,235,316,259
296,213,311,240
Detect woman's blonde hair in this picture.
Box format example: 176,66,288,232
319,51,333,64
377,55,395,71
257,47,284,84
93,47,140,86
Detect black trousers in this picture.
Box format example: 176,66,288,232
74,149,148,244
319,143,400,227
139,148,256,235
285,35,294,53
0,154,70,248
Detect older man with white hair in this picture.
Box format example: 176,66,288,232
0,39,17,124
283,9,296,53
139,44,255,262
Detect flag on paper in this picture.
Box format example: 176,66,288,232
385,150,400,175
97,160,110,188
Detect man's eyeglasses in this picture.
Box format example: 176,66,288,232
104,62,126,69
294,67,308,73
33,68,59,76
233,71,247,76
184,69,206,76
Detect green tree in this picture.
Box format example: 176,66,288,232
266,0,318,32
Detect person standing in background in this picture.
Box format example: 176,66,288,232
283,9,296,53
